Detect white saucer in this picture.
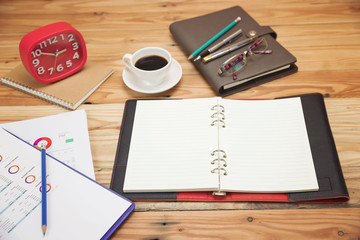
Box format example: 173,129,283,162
122,59,182,94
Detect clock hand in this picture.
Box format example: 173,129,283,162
53,49,58,69
41,52,56,56
40,49,66,58
57,49,67,55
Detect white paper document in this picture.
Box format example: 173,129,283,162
0,110,95,179
0,128,133,239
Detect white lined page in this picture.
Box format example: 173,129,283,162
123,98,219,192
220,98,318,192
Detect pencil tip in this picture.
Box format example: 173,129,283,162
42,225,47,235
187,55,194,60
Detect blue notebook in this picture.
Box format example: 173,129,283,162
0,128,134,240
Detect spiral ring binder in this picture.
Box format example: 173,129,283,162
210,102,228,196
211,119,226,128
211,104,225,112
211,167,228,175
211,158,227,167
211,112,225,120
211,149,227,158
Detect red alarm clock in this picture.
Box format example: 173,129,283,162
19,22,87,84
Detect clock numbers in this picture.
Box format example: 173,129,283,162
66,60,72,68
39,41,47,49
37,67,45,75
38,36,58,49
31,49,42,58
47,62,73,75
32,59,40,67
72,42,79,50
50,36,58,44
57,64,64,72
48,67,54,75
68,34,75,42
31,32,82,77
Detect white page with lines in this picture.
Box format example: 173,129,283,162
123,97,318,193
123,98,219,192
221,98,318,192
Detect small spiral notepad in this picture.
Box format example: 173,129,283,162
122,97,319,195
1,62,113,110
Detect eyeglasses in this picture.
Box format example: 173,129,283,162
218,37,272,80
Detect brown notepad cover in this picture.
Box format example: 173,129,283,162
1,61,113,110
170,6,298,96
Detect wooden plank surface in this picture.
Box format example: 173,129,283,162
1,1,360,104
0,0,359,239
113,208,360,239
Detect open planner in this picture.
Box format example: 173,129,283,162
111,93,349,202
0,128,134,239
123,96,318,194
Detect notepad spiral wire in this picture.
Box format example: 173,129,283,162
0,77,73,109
210,102,228,196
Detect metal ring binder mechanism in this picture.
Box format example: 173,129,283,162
211,104,225,112
210,101,227,196
211,119,225,128
211,112,225,120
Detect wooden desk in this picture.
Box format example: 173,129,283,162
0,0,359,239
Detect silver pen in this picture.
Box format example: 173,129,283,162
194,29,243,62
202,35,258,63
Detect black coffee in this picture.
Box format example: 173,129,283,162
135,55,168,71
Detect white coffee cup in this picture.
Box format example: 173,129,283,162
123,47,172,87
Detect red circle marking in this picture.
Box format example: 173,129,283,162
25,175,36,184
8,165,20,174
33,137,52,150
39,184,51,193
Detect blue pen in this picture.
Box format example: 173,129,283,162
41,143,47,235
187,17,241,60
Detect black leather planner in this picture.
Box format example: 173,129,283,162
110,93,349,202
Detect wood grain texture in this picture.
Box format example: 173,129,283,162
114,208,360,240
0,0,359,239
1,0,360,104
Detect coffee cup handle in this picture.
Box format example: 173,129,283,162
123,54,134,70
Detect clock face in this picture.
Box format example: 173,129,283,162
30,32,85,81
20,22,87,83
